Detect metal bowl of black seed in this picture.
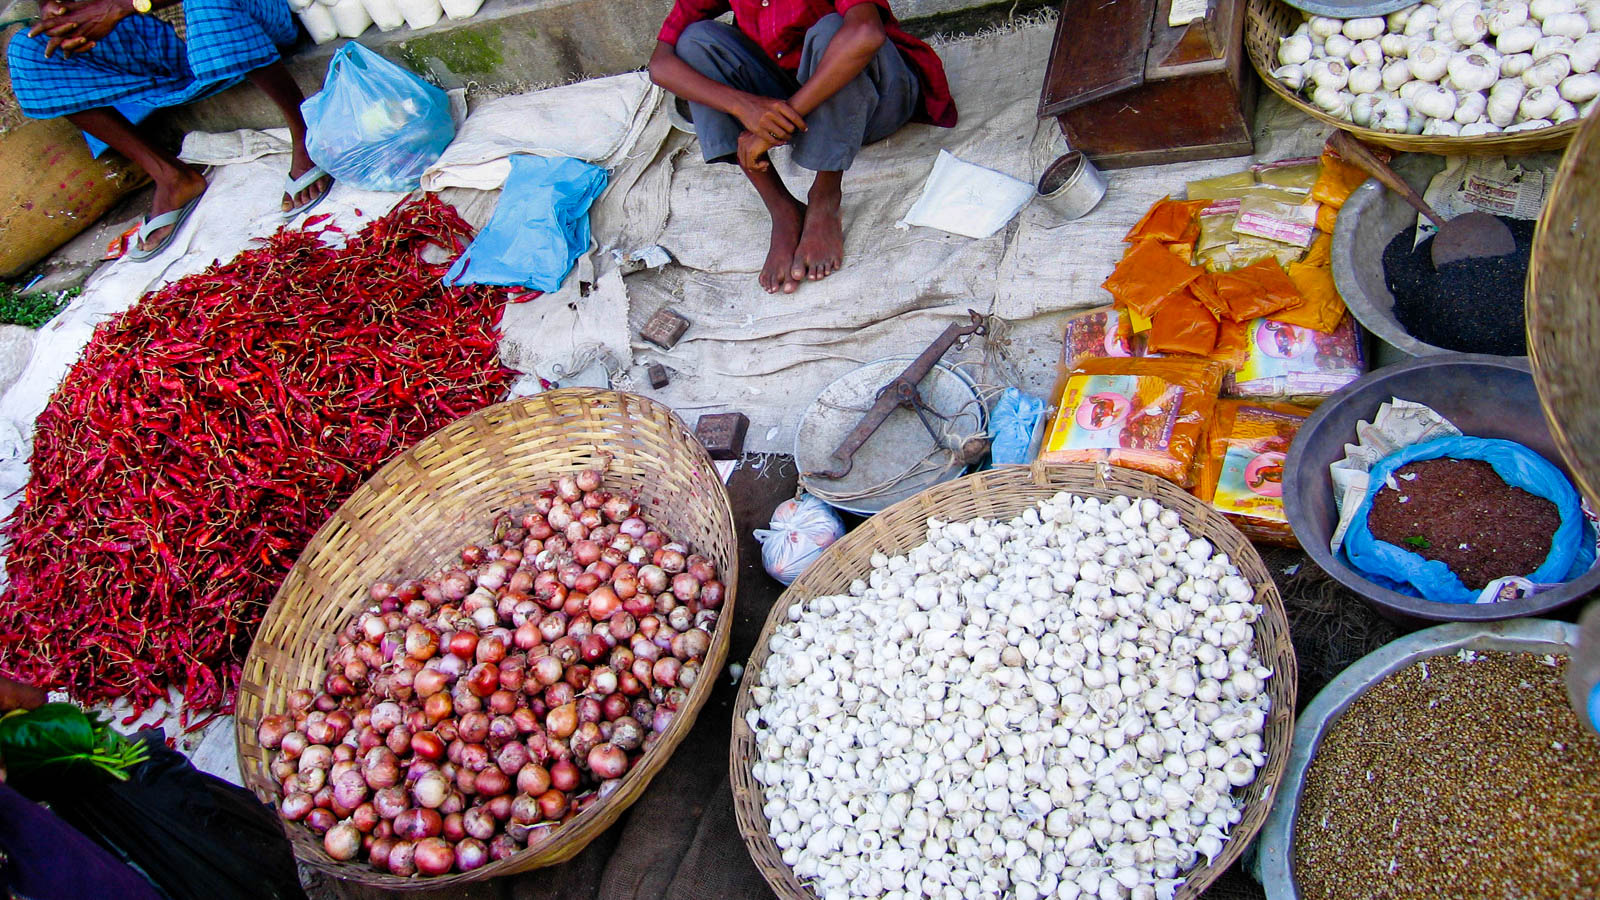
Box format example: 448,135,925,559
1332,155,1539,361
1256,619,1600,900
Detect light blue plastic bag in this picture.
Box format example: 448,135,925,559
1342,436,1594,603
301,42,454,192
989,388,1046,466
443,155,609,293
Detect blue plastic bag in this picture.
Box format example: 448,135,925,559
989,388,1046,466
1342,436,1594,603
443,155,609,293
301,42,454,192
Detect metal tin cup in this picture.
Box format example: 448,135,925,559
1036,151,1107,222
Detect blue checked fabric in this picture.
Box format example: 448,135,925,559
7,0,297,119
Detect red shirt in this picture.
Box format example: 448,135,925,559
658,0,957,128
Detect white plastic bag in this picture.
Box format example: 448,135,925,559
298,4,339,43
440,0,484,20
755,494,846,585
330,0,372,38
896,149,1035,239
397,0,442,29
362,0,406,31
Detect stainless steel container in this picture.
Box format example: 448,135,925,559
1256,618,1579,899
1036,151,1107,222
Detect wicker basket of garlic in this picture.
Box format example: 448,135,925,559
1244,0,1588,153
730,463,1297,900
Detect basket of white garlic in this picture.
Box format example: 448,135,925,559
730,462,1297,900
1245,0,1591,153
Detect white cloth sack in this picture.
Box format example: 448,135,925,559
897,149,1036,239
420,73,661,191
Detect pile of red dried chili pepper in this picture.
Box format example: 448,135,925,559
0,195,516,718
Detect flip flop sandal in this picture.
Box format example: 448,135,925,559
127,194,203,263
284,164,332,219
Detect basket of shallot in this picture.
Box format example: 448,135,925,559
731,462,1296,900
236,390,737,888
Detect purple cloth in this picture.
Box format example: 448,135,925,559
0,780,163,900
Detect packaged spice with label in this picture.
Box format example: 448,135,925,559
1225,314,1366,405
1061,306,1135,369
1195,400,1309,545
1041,357,1225,486
1102,238,1204,318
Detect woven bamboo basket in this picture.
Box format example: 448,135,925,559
1528,107,1600,511
731,462,1298,900
1245,0,1579,154
235,389,738,889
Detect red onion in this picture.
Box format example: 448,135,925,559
588,743,628,780
602,693,630,721
280,731,308,760
489,834,518,862
511,793,542,825
512,707,540,734
325,822,362,861
609,613,638,641
465,663,500,698
631,657,656,685
538,611,568,643
578,508,604,531
488,715,518,743
463,806,496,841
281,791,315,821
424,691,453,723
549,758,581,792
387,839,416,876
456,838,489,872
576,697,604,726
473,766,510,798
445,629,478,660
411,731,445,761
496,741,531,775
334,772,370,810
488,689,517,716
675,628,711,661
374,785,408,819
461,742,490,773
581,634,609,663
395,807,443,841
405,624,440,661
258,715,292,749
537,789,570,820
550,637,580,667
671,573,701,603
514,621,542,650
610,717,644,751
461,545,486,567
442,811,467,842
525,514,554,540
546,682,576,708
305,808,337,835
517,763,552,796
485,793,514,821
386,725,412,757
349,802,379,834
638,565,669,595
442,571,473,601
531,655,564,687
476,635,507,664
667,605,693,633
557,475,582,502
413,770,451,809
651,706,676,733
587,586,621,620
602,495,635,523
656,549,686,574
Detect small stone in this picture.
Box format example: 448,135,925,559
647,363,669,389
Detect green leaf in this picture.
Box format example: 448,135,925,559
1402,536,1431,549
0,703,148,781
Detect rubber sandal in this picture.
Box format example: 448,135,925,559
127,194,203,262
283,164,332,219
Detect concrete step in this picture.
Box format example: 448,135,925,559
164,0,1052,134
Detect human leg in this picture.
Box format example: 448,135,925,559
788,14,921,280
674,21,811,292
66,107,206,253
243,62,331,212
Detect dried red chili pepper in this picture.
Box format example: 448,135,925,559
0,195,515,718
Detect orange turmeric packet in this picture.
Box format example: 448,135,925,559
1194,400,1310,545
1301,231,1333,269
1103,238,1204,318
1207,259,1306,322
1273,262,1347,333
1208,319,1251,371
1041,357,1225,487
1124,196,1209,244
1310,151,1369,210
1146,288,1219,357
1315,204,1339,234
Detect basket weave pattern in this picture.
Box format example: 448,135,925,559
1528,108,1600,510
730,463,1297,900
235,389,739,889
1244,0,1578,154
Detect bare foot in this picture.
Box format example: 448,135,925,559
762,196,806,294
793,177,843,282
283,144,333,213
138,166,208,254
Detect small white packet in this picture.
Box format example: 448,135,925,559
897,150,1035,239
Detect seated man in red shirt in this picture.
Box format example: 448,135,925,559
648,0,956,294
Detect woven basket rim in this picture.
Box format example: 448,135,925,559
1244,0,1579,154
233,389,739,889
729,462,1298,900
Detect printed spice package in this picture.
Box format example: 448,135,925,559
1195,400,1310,545
1061,306,1135,369
1040,357,1225,487
1226,313,1366,405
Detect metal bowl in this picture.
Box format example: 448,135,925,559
1330,155,1458,359
1256,618,1578,899
1283,352,1600,621
1277,0,1414,17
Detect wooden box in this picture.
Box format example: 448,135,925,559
1038,0,1257,169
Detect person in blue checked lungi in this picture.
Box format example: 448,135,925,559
7,0,333,260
